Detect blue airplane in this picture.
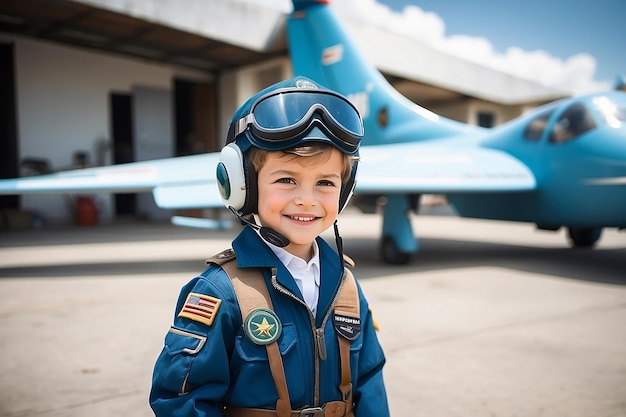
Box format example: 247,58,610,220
288,0,626,263
0,0,625,264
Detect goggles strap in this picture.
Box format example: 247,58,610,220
235,114,255,139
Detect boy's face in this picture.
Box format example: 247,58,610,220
257,147,344,260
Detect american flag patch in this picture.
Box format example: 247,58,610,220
178,293,222,327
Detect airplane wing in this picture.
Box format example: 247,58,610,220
0,153,225,210
0,140,535,213
356,141,536,194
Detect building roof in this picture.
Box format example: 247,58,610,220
0,0,567,105
0,0,287,72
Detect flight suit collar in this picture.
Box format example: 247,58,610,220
232,226,345,322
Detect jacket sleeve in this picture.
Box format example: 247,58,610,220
353,284,390,417
149,266,240,417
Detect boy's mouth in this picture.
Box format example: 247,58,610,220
287,215,317,222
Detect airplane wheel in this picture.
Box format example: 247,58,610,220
567,227,602,248
381,236,412,265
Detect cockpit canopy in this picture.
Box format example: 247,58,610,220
593,96,626,128
550,103,596,143
523,96,625,144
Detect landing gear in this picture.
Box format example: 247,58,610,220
380,194,419,264
381,235,412,265
567,227,602,248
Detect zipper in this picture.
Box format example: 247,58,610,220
271,267,348,407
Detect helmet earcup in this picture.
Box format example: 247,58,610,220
217,143,247,212
217,143,258,215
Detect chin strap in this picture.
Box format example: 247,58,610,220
334,220,344,265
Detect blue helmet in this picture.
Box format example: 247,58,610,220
217,76,363,216
226,76,362,154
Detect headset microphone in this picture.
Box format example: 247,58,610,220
228,207,291,248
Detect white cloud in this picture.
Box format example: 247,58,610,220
238,0,611,95
338,0,610,95
235,0,291,12
433,35,610,94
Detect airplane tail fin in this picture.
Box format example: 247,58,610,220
287,0,468,145
289,0,387,101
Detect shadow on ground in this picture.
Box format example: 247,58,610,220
344,237,626,285
2,230,624,286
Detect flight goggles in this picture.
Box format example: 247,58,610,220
229,88,363,154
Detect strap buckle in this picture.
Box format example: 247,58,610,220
298,407,324,417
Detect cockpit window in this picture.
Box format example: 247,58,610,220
524,109,554,141
549,103,596,144
593,96,626,128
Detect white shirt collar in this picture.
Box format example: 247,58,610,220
264,236,321,315
265,238,321,287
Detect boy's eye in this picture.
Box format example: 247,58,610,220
318,179,337,187
276,178,295,184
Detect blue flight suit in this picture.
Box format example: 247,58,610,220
150,226,389,417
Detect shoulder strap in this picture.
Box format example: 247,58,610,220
208,250,291,417
334,268,360,325
333,268,359,415
221,259,274,318
207,249,274,319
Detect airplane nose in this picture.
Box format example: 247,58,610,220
589,129,626,185
605,132,626,173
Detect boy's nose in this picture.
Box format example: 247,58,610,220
294,188,316,206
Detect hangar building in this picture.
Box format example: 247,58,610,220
0,0,567,224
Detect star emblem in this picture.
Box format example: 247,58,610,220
244,308,282,345
252,317,276,337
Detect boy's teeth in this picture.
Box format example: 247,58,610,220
292,216,314,221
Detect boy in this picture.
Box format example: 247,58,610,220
149,77,389,417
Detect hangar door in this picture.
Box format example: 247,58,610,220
111,80,216,221
0,43,18,211
132,86,173,222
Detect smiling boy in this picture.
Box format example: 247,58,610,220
150,77,389,417
252,144,347,260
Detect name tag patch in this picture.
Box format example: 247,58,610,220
333,313,361,340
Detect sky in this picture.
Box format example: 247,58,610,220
376,0,626,95
241,0,626,96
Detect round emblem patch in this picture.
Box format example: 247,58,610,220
244,308,282,345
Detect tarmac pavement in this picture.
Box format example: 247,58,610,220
0,210,625,417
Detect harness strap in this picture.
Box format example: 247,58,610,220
224,400,351,417
334,269,359,416
221,260,291,417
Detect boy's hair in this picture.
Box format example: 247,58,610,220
248,143,355,183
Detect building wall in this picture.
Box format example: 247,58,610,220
3,33,212,223
217,57,290,148
1,1,560,227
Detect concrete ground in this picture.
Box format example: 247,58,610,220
0,210,625,417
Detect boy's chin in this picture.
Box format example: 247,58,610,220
283,235,316,246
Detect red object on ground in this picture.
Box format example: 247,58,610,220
75,197,98,226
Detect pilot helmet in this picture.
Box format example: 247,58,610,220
216,76,363,216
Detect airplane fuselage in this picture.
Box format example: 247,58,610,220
287,0,626,262
453,91,626,228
